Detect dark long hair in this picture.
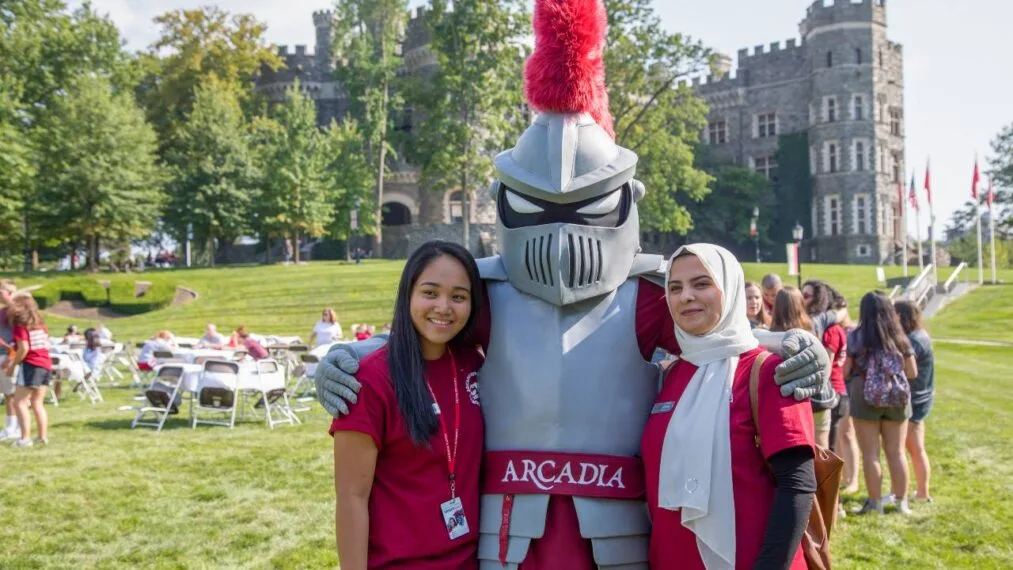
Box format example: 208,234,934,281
894,300,923,335
84,328,100,350
388,240,483,446
857,291,911,359
803,279,848,316
770,287,813,333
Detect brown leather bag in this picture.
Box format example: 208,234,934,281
750,352,844,570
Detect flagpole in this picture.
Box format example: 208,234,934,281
990,186,998,285
915,203,923,270
901,177,909,277
975,196,984,285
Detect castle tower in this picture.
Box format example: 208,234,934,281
801,0,904,264
313,10,334,69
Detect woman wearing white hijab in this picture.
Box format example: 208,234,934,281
641,244,816,570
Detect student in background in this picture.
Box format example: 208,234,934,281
4,294,53,447
895,300,935,502
311,308,344,347
745,281,770,330
0,280,20,440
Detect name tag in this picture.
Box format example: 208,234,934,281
651,401,675,415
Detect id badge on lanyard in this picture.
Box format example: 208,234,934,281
428,348,470,541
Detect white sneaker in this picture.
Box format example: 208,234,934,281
0,427,21,440
895,496,912,515
33,437,48,446
12,438,33,448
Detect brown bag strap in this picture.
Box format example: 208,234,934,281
749,351,773,447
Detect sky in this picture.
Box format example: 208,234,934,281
70,0,1012,237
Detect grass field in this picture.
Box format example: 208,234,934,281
1,261,1011,568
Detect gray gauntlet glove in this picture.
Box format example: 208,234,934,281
314,334,389,417
774,329,832,401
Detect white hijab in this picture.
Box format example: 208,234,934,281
657,244,758,570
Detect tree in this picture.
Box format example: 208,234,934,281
332,0,407,257
605,0,714,233
404,0,528,252
322,119,377,249
685,145,774,259
141,6,282,149
35,75,165,271
163,79,259,266
987,124,1013,238
255,83,334,263
0,77,32,266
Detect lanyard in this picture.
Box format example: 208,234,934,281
425,347,460,498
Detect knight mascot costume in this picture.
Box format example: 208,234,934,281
317,0,830,567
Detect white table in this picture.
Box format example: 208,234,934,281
171,348,237,364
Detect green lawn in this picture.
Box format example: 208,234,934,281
927,284,1013,343
1,262,1012,568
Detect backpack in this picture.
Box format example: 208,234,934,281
862,350,910,408
750,352,842,570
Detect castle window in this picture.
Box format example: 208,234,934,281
756,112,777,138
449,191,465,223
826,195,840,237
856,48,863,65
708,120,727,145
826,51,833,68
854,141,866,171
857,244,871,257
889,107,902,136
826,97,837,123
892,152,902,183
853,95,864,121
855,194,869,234
879,48,884,68
828,143,839,173
754,156,779,182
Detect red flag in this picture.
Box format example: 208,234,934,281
909,174,919,212
924,159,932,207
972,160,981,200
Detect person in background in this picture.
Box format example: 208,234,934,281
95,322,113,342
330,240,485,570
771,287,837,449
198,324,227,348
62,324,82,344
844,292,917,515
82,328,106,378
761,273,783,314
354,325,373,341
4,294,53,447
382,323,392,334
235,326,269,360
311,308,343,348
745,281,770,329
802,281,851,455
0,280,20,440
642,244,815,570
137,331,176,371
895,300,935,502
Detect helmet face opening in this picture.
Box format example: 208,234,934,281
498,183,632,230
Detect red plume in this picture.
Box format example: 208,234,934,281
524,0,614,139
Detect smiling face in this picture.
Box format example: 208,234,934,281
745,284,763,320
802,285,815,310
410,255,473,360
667,254,723,336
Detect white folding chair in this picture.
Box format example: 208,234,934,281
290,353,319,399
252,359,298,428
131,365,185,432
192,360,239,429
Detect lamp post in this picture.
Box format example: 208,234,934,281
750,206,760,263
792,222,804,288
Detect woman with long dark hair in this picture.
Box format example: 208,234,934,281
770,287,836,448
844,292,917,515
894,300,934,502
330,240,485,570
802,280,851,463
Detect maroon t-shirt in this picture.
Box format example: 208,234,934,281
822,324,848,395
243,338,269,360
330,344,485,570
13,325,52,370
641,348,814,570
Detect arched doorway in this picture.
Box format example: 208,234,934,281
382,202,411,226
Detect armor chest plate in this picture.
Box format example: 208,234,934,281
479,279,659,456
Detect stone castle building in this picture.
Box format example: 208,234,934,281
256,8,497,258
257,0,905,263
695,0,905,264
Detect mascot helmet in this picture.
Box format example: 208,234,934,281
492,0,644,306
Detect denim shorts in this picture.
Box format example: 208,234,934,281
910,398,934,423
17,363,51,388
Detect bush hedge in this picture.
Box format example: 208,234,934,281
33,277,176,315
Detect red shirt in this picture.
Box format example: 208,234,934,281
329,344,485,570
822,324,848,395
641,348,814,570
13,325,52,370
243,338,269,360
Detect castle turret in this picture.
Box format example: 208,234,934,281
313,10,334,69
801,0,903,264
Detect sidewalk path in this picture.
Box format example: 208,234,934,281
935,337,1013,348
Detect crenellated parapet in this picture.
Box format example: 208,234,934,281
800,0,887,38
